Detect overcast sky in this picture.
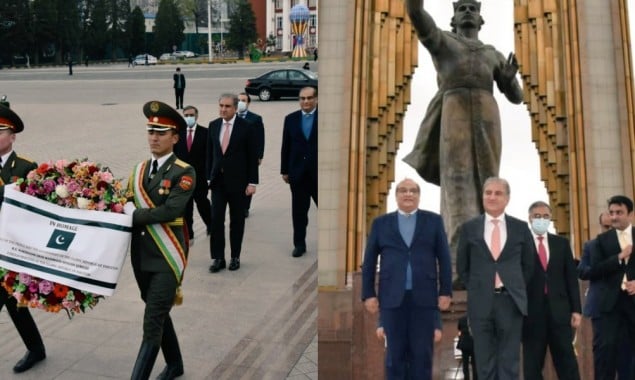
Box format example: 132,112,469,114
389,1,635,223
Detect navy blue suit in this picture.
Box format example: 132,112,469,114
590,227,635,380
362,210,452,380
280,108,317,249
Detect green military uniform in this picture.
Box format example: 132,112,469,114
0,103,47,373
128,101,194,380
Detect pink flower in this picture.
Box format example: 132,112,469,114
28,282,39,293
111,203,124,213
38,280,54,295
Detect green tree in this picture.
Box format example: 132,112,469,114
126,6,146,56
153,0,184,56
84,0,109,61
226,0,257,59
107,0,130,60
31,0,58,65
0,0,32,65
180,0,209,54
54,0,81,64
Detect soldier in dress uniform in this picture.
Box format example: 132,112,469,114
124,100,195,380
0,102,47,373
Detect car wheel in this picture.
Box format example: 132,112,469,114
258,88,272,101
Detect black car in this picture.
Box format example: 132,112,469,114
245,69,318,101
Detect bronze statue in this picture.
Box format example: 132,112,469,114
403,0,523,261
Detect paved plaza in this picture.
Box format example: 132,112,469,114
0,62,317,379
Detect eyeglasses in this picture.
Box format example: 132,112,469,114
397,188,420,194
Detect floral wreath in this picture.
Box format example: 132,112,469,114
0,159,130,318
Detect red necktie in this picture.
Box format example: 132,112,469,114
186,128,193,151
537,235,548,293
491,219,502,287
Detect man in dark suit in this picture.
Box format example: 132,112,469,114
590,195,635,380
173,105,211,241
522,200,581,380
0,103,47,373
579,212,633,379
456,177,535,379
281,86,318,257
207,93,259,273
173,67,185,109
362,178,452,380
124,100,194,380
237,92,264,218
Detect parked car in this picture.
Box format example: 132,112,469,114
159,53,176,61
245,69,318,101
173,50,196,58
132,54,157,66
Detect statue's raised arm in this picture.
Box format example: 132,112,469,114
404,0,439,46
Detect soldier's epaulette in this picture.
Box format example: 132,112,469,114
173,159,190,168
16,155,35,163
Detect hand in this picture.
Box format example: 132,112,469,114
570,312,582,328
438,295,451,311
499,52,519,84
245,185,256,196
282,174,289,184
123,202,136,216
364,297,379,314
434,329,442,343
619,245,632,261
375,327,385,340
625,280,635,295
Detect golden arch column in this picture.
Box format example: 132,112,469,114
318,0,416,378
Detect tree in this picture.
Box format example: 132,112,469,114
226,0,257,59
0,0,32,65
126,6,146,56
152,0,184,56
84,0,109,61
31,0,58,65
54,0,81,64
107,0,130,60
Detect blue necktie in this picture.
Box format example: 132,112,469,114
302,113,313,139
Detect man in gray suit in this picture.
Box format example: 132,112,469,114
456,177,535,379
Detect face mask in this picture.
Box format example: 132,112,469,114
531,218,550,235
237,101,248,113
184,116,196,127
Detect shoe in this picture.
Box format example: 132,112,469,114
156,363,184,379
228,258,240,271
209,259,226,273
13,350,46,373
244,209,250,218
292,246,306,257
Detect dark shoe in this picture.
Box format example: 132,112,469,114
209,259,226,273
244,209,250,218
292,246,306,257
228,258,240,271
131,341,160,380
13,350,46,373
156,363,184,379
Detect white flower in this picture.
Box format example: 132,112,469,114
76,197,90,209
55,184,69,199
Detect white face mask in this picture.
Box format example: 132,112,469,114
531,218,550,235
184,116,196,127
237,101,248,113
